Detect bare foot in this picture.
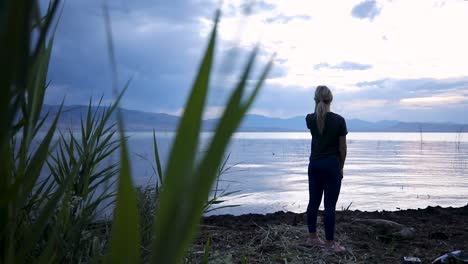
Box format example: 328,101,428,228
306,237,326,248
326,241,346,253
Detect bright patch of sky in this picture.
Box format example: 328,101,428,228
219,0,467,87
212,0,468,122
45,0,468,123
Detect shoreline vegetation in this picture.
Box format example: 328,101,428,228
198,204,468,263
88,204,468,263
2,1,466,263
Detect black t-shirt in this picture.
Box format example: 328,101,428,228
305,112,348,161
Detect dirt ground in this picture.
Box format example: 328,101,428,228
188,205,468,263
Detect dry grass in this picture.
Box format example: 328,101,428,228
83,205,468,263
189,222,358,263
184,206,468,264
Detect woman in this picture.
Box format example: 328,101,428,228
305,85,347,252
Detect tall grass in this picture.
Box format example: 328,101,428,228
135,153,240,262
2,0,273,262
46,99,123,262
1,1,129,261
204,153,242,214
106,7,273,262
0,1,72,262
149,134,241,213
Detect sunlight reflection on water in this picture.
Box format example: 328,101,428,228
126,132,468,215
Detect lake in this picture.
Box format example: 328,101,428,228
125,132,468,215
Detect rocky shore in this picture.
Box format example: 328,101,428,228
187,205,468,263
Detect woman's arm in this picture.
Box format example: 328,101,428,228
305,114,312,129
339,136,347,170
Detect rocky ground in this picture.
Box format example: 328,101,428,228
187,205,468,263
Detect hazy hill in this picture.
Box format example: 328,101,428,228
42,104,179,131
41,104,467,132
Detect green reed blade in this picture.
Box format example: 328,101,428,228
152,129,163,185
107,110,141,264
152,10,220,264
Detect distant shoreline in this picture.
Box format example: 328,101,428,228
42,104,468,133
51,128,468,133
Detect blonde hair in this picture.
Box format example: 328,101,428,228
314,85,333,133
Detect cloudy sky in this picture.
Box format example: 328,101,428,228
45,0,468,123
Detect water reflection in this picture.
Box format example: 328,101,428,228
125,132,468,215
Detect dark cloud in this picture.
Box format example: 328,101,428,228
45,0,279,113
314,61,372,71
206,45,282,108
45,0,218,113
351,0,381,21
42,0,467,123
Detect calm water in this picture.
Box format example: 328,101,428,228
126,132,468,215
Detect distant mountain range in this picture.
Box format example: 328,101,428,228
41,104,467,132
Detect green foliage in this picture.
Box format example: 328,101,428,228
204,153,242,213
105,6,272,264
2,0,272,263
153,129,164,186
0,1,67,263
134,151,242,262
46,99,122,262
0,1,127,262
108,108,141,264
202,236,212,264
48,99,120,208
150,9,218,262
150,9,273,263
136,185,159,262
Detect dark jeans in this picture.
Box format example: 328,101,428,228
306,156,342,240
